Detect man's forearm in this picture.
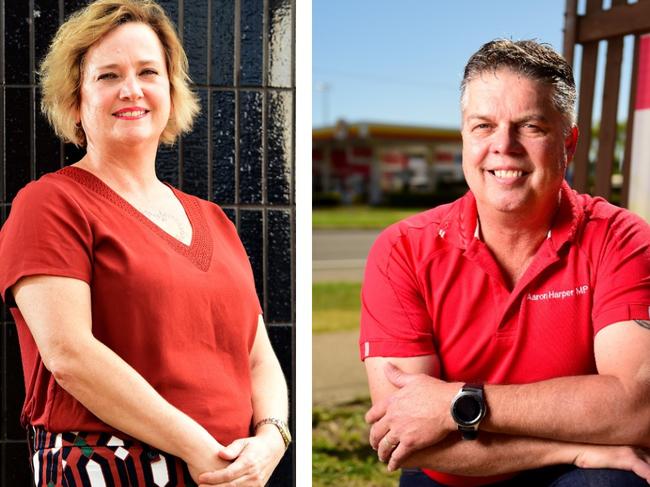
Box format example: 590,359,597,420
482,374,650,447
401,432,576,476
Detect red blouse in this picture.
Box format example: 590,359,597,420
0,166,261,445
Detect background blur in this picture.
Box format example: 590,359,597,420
312,1,649,485
0,0,295,485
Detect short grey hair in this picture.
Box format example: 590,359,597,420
460,39,576,130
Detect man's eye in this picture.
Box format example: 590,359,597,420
473,123,491,131
97,73,117,80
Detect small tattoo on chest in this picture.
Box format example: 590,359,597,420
634,320,650,330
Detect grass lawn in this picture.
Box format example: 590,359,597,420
313,282,362,334
313,398,400,486
313,206,424,230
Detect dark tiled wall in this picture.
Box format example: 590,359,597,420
0,0,295,485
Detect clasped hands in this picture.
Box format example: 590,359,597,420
189,427,286,487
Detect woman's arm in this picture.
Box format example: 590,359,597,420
197,316,289,487
13,275,228,480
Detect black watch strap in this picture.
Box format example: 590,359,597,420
458,426,479,440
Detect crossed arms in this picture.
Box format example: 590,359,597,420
364,319,650,480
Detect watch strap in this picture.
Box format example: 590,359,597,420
254,417,292,449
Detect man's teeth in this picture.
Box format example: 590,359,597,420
493,170,523,178
116,111,146,117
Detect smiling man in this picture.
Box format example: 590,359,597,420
360,39,650,487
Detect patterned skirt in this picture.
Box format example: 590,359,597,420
30,426,197,487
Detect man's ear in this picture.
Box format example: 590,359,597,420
565,125,579,163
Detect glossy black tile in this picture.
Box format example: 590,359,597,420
239,210,264,304
156,144,180,188
212,0,235,86
267,91,292,205
5,88,32,201
181,89,208,199
34,0,61,71
239,91,263,204
267,211,292,323
240,0,264,86
268,0,292,88
64,0,92,17
2,442,32,486
157,0,178,27
4,0,30,84
266,324,294,487
0,323,5,438
6,323,26,440
222,208,236,225
35,89,62,178
183,0,208,85
212,90,236,205
63,143,86,167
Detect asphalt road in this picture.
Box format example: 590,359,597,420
312,229,381,282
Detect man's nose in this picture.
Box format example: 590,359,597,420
491,126,521,154
119,75,144,100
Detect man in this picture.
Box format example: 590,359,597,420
360,39,650,487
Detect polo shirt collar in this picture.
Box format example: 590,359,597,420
440,180,584,253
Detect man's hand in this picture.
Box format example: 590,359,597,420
574,445,650,482
365,362,460,471
196,428,286,486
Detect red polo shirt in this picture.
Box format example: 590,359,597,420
0,167,261,445
360,182,650,486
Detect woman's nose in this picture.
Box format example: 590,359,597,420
119,75,144,100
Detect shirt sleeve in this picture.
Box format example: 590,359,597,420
0,179,93,307
592,210,650,333
359,226,435,360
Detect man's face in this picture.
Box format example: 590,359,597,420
461,68,577,217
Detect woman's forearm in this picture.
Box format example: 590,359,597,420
49,334,227,473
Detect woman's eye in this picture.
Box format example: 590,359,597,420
141,69,158,76
97,73,117,81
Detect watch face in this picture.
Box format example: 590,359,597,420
453,394,482,424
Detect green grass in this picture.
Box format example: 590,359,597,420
313,398,400,486
313,206,424,229
313,282,362,334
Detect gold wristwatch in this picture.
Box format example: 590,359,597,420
254,418,292,449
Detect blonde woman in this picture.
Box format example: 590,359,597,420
0,1,289,486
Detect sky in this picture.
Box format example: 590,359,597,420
312,0,633,129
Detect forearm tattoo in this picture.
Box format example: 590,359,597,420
634,320,650,330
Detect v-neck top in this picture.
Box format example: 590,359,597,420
360,182,650,486
0,167,262,445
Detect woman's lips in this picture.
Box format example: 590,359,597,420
112,108,149,120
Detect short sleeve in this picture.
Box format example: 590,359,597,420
592,210,650,333
0,179,93,307
359,227,435,360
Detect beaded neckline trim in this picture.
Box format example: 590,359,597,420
58,166,213,272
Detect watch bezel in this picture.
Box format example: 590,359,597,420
450,386,486,427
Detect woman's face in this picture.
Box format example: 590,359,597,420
78,22,171,149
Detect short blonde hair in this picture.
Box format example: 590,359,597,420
39,0,200,147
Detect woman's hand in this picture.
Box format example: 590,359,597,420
186,444,232,484
196,427,286,486
573,445,650,482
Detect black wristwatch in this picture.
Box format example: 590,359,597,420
450,383,487,440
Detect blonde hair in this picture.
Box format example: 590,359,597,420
39,0,200,147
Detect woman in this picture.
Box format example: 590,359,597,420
0,1,289,486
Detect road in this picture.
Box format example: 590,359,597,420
312,229,381,282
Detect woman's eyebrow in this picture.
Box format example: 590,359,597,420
95,59,161,70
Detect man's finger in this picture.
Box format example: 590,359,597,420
377,435,399,463
365,399,388,424
368,418,390,450
387,443,408,472
384,362,416,388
